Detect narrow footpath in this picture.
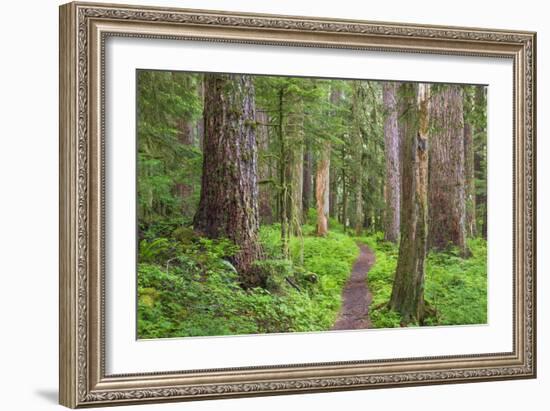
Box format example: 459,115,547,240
331,244,375,330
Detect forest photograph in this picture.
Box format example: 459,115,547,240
136,70,488,339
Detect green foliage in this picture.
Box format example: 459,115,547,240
464,85,488,235
136,71,488,338
424,237,487,325
358,234,487,328
138,237,172,264
252,258,294,293
137,71,203,229
138,235,253,338
138,228,487,338
138,226,359,338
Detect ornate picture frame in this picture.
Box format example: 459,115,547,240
59,1,536,408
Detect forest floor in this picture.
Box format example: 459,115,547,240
331,243,375,330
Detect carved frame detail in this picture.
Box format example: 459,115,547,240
59,2,536,408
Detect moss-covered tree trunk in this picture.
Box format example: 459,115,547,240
277,88,291,258
428,85,469,256
389,83,430,324
382,82,401,243
194,74,263,287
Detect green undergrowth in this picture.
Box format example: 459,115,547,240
137,218,358,339
137,216,487,339
358,233,487,328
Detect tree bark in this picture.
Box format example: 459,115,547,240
193,74,263,287
382,82,401,243
286,98,304,234
256,110,274,224
389,83,430,324
340,147,348,231
428,85,469,256
329,162,338,219
316,140,331,236
315,86,342,236
277,88,290,258
302,145,313,218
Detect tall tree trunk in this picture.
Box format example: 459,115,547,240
286,98,304,234
464,121,476,237
175,116,195,217
316,141,331,236
350,82,364,235
256,110,274,224
339,147,348,231
302,145,313,218
193,74,263,287
341,153,348,232
174,74,199,218
315,86,342,236
389,83,430,324
383,82,401,243
277,88,291,258
428,85,469,256
328,87,344,219
329,163,338,219
197,77,205,151
474,86,487,240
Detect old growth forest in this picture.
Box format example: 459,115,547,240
137,71,488,339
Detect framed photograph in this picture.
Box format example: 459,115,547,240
59,1,536,408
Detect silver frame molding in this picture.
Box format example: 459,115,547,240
59,2,536,408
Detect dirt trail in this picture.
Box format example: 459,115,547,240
331,244,375,330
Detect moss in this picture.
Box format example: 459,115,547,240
139,287,159,308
